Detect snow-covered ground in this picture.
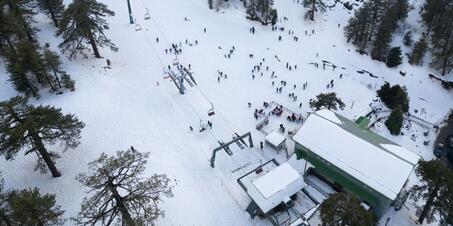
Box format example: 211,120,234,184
0,0,452,225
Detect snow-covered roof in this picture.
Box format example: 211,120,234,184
315,109,343,124
293,110,420,200
246,162,306,213
265,130,287,147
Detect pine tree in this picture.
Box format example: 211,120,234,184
5,41,48,97
370,1,401,60
408,36,428,65
73,147,173,226
0,96,85,177
385,105,404,135
0,175,12,226
421,0,448,36
303,0,327,21
344,0,385,53
208,0,213,9
394,0,409,20
0,10,19,55
403,30,413,46
5,41,71,97
57,0,117,59
270,9,278,26
309,92,345,111
246,0,259,21
42,44,75,92
36,0,65,27
319,192,374,226
410,160,453,224
8,188,65,225
377,82,409,112
386,46,403,67
3,0,38,44
430,11,453,75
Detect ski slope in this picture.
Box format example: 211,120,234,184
0,0,452,225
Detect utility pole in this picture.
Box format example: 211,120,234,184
127,0,134,24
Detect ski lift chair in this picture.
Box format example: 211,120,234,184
144,8,151,20
208,103,215,116
172,57,179,66
134,19,142,31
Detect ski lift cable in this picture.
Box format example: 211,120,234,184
143,36,246,172
148,14,264,164
136,1,262,163
144,31,246,168
130,20,248,174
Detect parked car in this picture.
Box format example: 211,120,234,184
434,141,445,158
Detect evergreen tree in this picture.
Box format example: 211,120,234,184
303,0,327,21
430,13,453,75
0,175,12,226
0,96,85,177
73,147,173,226
377,82,409,112
3,0,38,44
8,188,65,225
208,0,213,9
385,105,404,135
270,9,278,26
57,0,117,59
245,0,276,25
370,1,401,60
4,41,71,97
420,0,453,75
386,46,403,67
36,0,65,27
394,0,410,20
421,0,448,35
410,160,453,224
346,0,409,57
403,30,413,46
42,44,75,92
319,192,374,226
408,36,428,65
0,9,19,55
344,0,385,53
309,92,345,111
5,41,48,97
246,0,259,21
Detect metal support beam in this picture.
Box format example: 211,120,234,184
210,132,254,168
126,0,134,24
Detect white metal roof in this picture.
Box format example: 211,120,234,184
292,111,419,200
246,162,306,213
265,130,287,147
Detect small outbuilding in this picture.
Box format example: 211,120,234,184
265,130,287,153
237,160,308,225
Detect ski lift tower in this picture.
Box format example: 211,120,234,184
163,56,197,95
126,0,134,24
